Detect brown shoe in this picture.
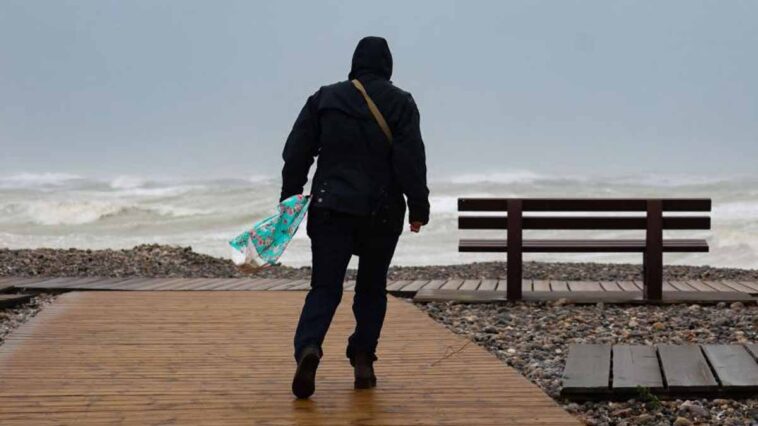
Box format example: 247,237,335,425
353,352,377,389
292,345,321,399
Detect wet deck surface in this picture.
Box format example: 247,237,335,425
0,291,578,425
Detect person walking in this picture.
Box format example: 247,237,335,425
280,36,429,399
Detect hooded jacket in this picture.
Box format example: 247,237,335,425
280,36,430,232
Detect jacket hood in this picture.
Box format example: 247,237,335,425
348,36,393,80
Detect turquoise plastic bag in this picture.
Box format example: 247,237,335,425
229,194,310,267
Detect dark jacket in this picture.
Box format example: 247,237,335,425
280,36,430,233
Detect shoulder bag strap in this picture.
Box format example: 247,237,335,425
351,79,393,143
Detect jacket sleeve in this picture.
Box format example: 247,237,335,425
280,91,320,202
392,94,430,224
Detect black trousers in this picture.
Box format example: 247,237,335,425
293,207,399,362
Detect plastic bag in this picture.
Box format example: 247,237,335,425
229,194,310,271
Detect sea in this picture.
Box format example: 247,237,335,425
1,172,757,270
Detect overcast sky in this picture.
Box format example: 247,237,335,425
1,0,756,180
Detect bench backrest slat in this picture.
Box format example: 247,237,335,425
458,198,711,212
459,216,711,230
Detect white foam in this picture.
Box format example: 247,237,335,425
17,200,211,225
109,175,147,189
447,170,546,185
0,172,82,188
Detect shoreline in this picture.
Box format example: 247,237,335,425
2,244,758,282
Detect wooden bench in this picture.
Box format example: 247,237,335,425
458,198,711,301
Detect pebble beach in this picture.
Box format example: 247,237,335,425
1,244,756,425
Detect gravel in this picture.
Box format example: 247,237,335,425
415,300,757,425
0,293,56,346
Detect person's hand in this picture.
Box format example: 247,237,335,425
410,221,423,233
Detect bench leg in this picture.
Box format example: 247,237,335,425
507,200,523,300
644,200,663,301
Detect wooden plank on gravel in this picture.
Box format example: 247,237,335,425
718,280,754,294
0,294,33,309
657,344,718,392
386,280,411,291
616,281,640,292
701,345,758,391
532,280,550,292
458,280,481,291
702,280,738,292
667,281,697,291
735,280,758,293
263,279,300,291
568,281,602,292
185,278,233,290
561,344,611,397
440,279,464,290
599,281,623,291
612,345,663,392
400,280,430,292
11,277,80,289
745,344,758,361
420,280,448,290
414,289,507,303
0,291,578,425
684,280,717,292
550,281,569,292
477,279,498,291
168,278,224,290
289,280,311,290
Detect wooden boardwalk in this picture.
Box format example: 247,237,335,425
561,343,758,400
5,276,758,295
0,291,578,425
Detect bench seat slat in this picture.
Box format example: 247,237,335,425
458,216,710,230
459,198,711,212
459,239,709,253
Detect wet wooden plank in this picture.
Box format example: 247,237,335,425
561,344,611,397
745,344,758,361
718,280,754,293
657,344,718,392
187,278,235,290
599,281,623,291
532,280,550,292
288,280,311,290
735,280,758,293
0,291,577,425
398,280,429,292
701,345,758,391
440,279,464,290
458,280,481,291
704,280,740,292
616,281,640,292
477,279,498,291
419,280,448,290
568,281,602,292
386,280,411,291
684,280,718,292
611,345,663,392
667,281,697,291
266,279,302,291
